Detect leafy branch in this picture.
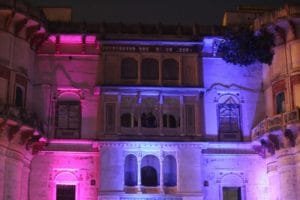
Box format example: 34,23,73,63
217,26,275,66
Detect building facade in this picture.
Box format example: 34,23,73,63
0,1,300,200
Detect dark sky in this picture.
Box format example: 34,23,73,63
27,0,295,25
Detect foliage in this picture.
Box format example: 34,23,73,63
217,26,275,66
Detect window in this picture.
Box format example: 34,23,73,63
56,101,81,139
56,185,76,200
163,155,177,187
121,113,138,128
275,92,285,114
105,103,116,132
141,155,160,186
15,86,24,107
223,187,242,200
163,114,178,128
121,58,138,79
185,104,195,134
141,112,158,128
218,97,241,141
162,59,179,80
141,58,159,80
124,155,138,186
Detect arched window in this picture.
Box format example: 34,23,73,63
15,86,24,107
163,155,177,187
141,155,160,186
162,59,179,80
163,114,178,128
121,58,138,79
121,113,138,128
218,96,241,141
124,154,138,186
141,112,158,128
275,92,285,114
141,58,159,80
55,92,81,139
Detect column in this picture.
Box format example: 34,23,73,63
20,162,31,200
4,151,24,200
0,146,6,200
180,96,184,136
266,157,280,200
159,55,162,85
137,154,142,192
159,94,163,136
160,155,163,192
178,55,182,85
138,55,141,84
294,145,300,200
277,148,297,200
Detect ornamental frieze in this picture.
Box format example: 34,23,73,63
102,45,199,53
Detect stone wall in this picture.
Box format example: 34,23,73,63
29,140,99,200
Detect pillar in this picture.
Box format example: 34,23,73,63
277,148,297,200
4,150,24,200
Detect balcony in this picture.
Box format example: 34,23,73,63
251,108,300,157
0,104,46,154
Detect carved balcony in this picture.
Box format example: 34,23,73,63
251,108,300,158
0,104,46,154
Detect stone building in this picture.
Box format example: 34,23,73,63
0,0,300,200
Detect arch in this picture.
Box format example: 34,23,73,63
163,114,178,128
54,171,78,200
162,59,179,80
58,92,81,102
121,113,138,128
141,58,159,80
15,86,24,107
55,171,78,183
141,155,160,186
124,154,138,186
56,92,81,139
221,173,244,200
218,95,241,141
275,91,285,114
141,112,158,128
121,58,138,79
163,155,177,187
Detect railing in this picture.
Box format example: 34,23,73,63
251,108,300,141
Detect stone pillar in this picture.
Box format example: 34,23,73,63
159,94,163,136
277,148,297,200
160,156,163,192
0,145,6,200
294,145,300,200
20,160,31,200
266,156,279,200
4,150,24,200
138,55,141,84
137,155,142,192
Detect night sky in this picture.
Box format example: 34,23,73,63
27,0,295,25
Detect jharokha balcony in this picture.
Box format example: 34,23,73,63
251,108,300,158
0,104,46,155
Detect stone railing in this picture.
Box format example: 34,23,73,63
251,108,300,158
251,108,300,141
254,4,300,29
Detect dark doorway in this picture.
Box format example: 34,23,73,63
15,86,23,107
141,166,158,186
223,187,242,200
56,184,76,200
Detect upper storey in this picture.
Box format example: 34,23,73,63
100,40,202,87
